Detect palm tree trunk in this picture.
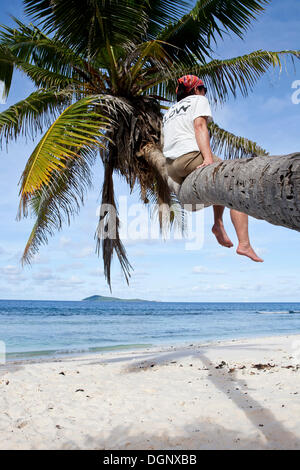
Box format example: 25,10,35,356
178,152,300,231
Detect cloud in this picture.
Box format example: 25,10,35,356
73,246,94,258
59,236,72,248
256,247,268,256
89,267,104,276
131,270,150,279
32,269,55,281
191,284,212,292
59,262,84,272
192,265,226,275
1,265,21,276
31,254,50,265
0,265,26,283
54,276,85,288
259,95,291,114
131,250,146,257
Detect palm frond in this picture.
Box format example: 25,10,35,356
209,122,268,159
0,88,72,144
23,0,148,55
16,61,80,90
0,20,88,77
22,146,95,264
21,94,133,270
143,0,191,39
157,0,269,64
0,47,13,100
95,162,133,291
18,94,115,219
162,49,300,102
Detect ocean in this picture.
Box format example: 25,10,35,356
1,299,300,361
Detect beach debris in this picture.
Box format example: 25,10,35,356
215,361,227,369
259,424,264,427
56,425,62,429
5,380,9,385
16,420,28,429
59,371,65,375
229,368,235,373
75,389,84,392
281,364,300,371
252,363,275,370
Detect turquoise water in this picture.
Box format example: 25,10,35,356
1,300,300,361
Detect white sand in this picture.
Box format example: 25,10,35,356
0,334,300,450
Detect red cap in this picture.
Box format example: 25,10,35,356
176,75,204,93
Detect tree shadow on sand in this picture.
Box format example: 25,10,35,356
78,345,300,450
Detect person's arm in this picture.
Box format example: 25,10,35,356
194,116,214,168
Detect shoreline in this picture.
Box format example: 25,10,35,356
0,333,300,449
3,331,300,367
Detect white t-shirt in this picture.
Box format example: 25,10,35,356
162,95,213,159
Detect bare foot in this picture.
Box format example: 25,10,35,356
237,243,264,262
212,223,234,248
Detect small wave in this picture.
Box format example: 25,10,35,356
6,343,152,361
258,311,291,314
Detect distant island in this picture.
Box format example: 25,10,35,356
82,295,154,302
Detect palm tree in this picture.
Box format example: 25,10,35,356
178,152,300,231
0,0,299,288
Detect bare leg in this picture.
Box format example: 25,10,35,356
230,210,263,262
212,205,234,248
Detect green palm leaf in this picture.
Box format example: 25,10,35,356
18,95,114,218
23,0,148,55
0,45,15,99
209,122,268,159
144,0,191,38
158,0,269,64
0,20,111,92
16,61,80,89
22,147,94,265
0,20,88,74
165,49,300,102
0,88,72,144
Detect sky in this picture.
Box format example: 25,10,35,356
0,0,299,302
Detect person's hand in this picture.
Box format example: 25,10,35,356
196,159,214,169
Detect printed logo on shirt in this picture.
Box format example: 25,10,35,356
163,102,191,124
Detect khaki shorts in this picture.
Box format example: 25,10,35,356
166,151,222,185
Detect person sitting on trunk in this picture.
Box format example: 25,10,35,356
162,74,263,263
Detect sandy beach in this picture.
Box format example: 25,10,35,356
0,334,300,450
